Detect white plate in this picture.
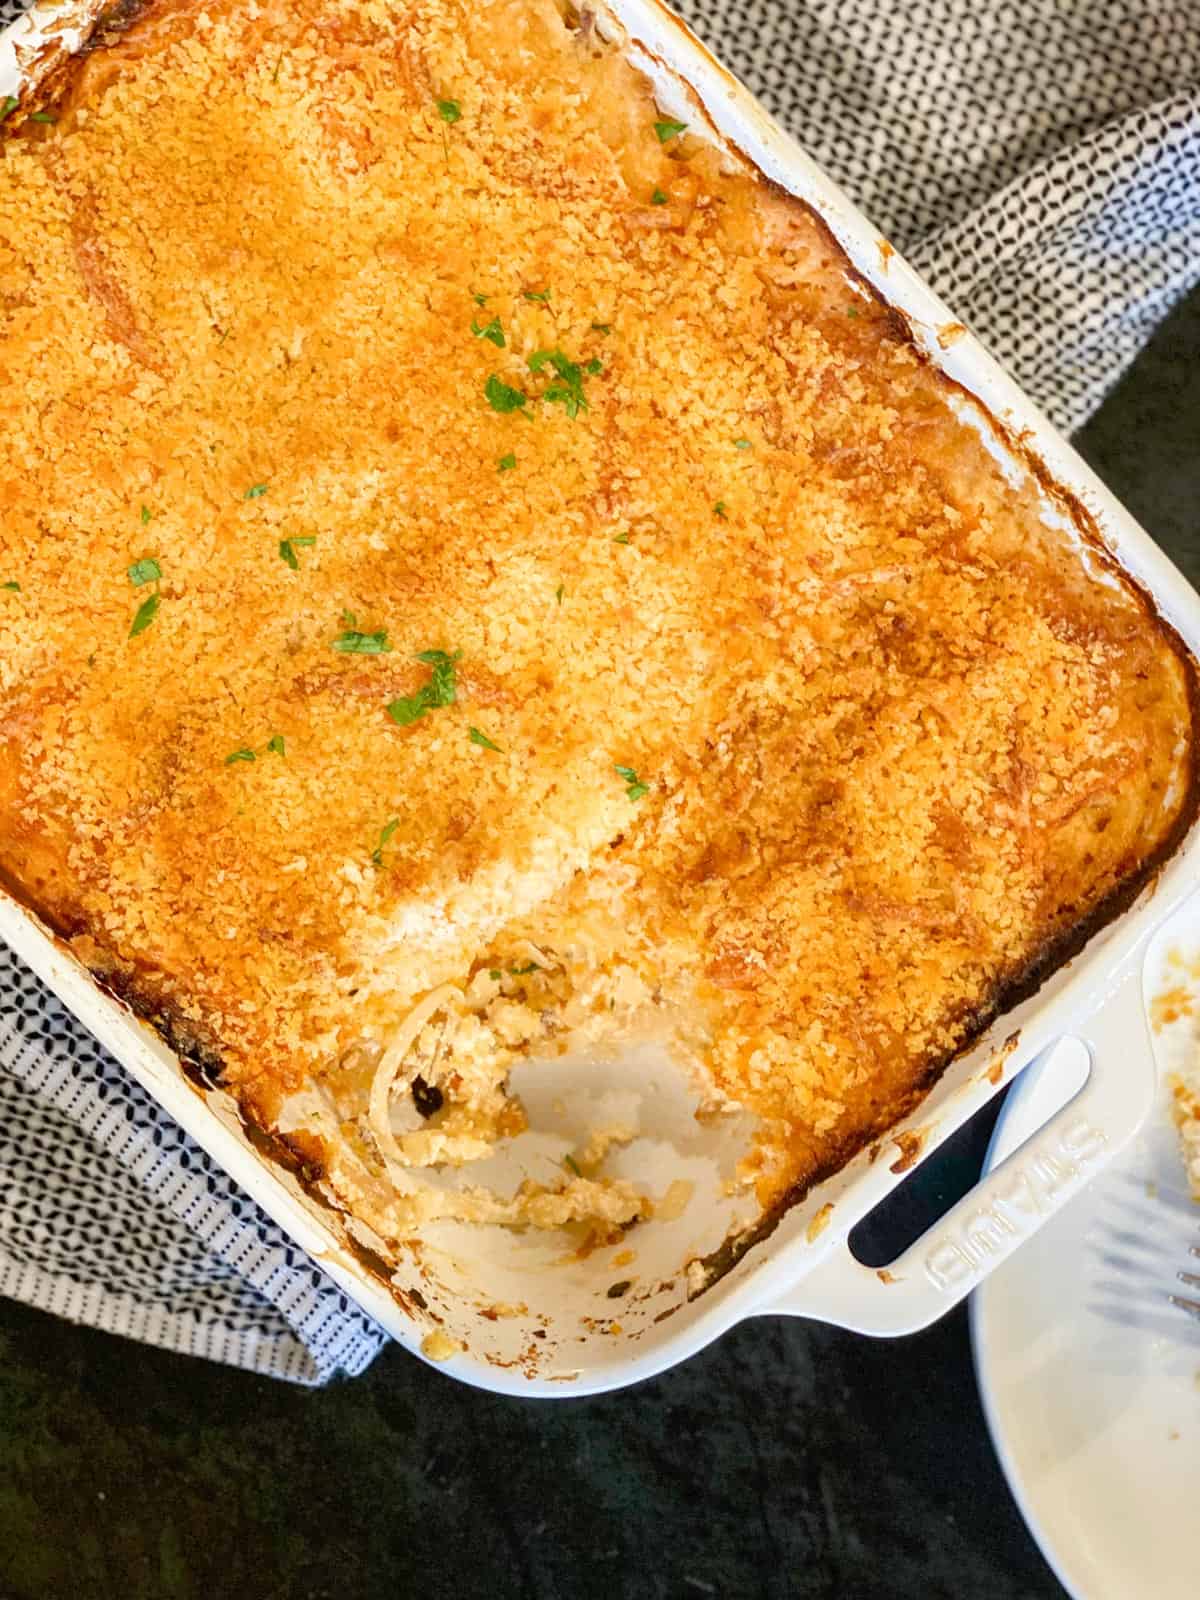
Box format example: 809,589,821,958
972,895,1200,1600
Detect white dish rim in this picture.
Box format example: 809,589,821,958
3,0,1200,1392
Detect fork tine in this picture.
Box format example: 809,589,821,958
1191,1244,1200,1261
1169,1294,1200,1320
1179,1270,1200,1290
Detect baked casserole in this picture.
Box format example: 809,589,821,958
1,0,1196,1268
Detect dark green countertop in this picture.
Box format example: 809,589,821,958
2,285,1198,1600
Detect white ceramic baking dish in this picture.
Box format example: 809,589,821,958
3,0,1200,1396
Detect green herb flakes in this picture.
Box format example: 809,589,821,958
615,763,649,802
653,118,687,143
564,1154,582,1177
387,649,461,726
244,483,269,500
30,111,56,125
386,696,425,727
140,504,152,525
127,557,161,587
0,96,18,121
488,968,503,980
497,453,517,472
2,580,20,592
612,532,631,545
509,962,539,976
555,583,565,604
278,536,316,569
225,748,257,766
469,726,501,752
437,98,462,123
847,305,860,318
129,592,160,638
590,322,611,335
651,187,668,206
472,315,505,348
333,627,392,654
522,287,551,304
528,348,594,418
266,734,286,757
473,291,489,306
714,501,728,520
371,816,400,867
734,438,752,450
485,373,528,413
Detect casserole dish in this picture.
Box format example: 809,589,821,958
3,0,1200,1394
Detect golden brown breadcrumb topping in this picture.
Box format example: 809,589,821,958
1,0,1195,1232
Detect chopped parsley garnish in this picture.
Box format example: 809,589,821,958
612,532,631,545
0,96,18,121
333,627,392,654
522,287,551,303
473,291,489,306
497,452,517,472
590,322,611,334
564,1154,582,1177
555,583,565,604
2,580,20,592
371,816,400,867
129,592,160,638
266,734,286,757
489,968,503,980
651,187,668,206
469,726,501,752
528,348,595,418
485,373,528,413
615,763,649,802
471,315,505,348
387,648,460,726
225,748,257,765
244,483,269,499
126,552,162,635
341,609,357,625
714,501,728,519
417,647,460,684
127,557,161,587
509,962,539,976
437,98,462,124
653,118,687,143
140,504,152,525
278,535,316,569
847,305,860,317
30,111,56,125
734,438,752,450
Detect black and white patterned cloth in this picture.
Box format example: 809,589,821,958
1,0,1197,1384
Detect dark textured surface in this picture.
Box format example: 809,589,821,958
1,288,1198,1600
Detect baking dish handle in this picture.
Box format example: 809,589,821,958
757,967,1154,1336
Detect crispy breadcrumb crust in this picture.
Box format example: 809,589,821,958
1,0,1196,1229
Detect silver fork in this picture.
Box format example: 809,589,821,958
1171,1243,1200,1320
